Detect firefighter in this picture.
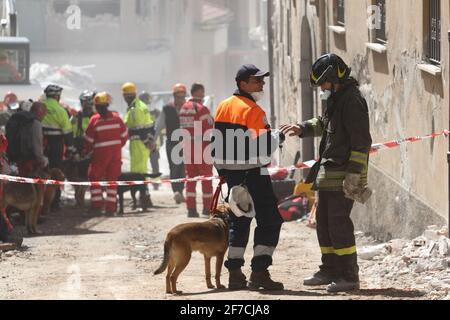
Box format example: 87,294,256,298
280,53,373,293
84,92,128,216
123,83,156,175
179,83,214,218
42,84,76,211
214,64,285,291
154,83,187,204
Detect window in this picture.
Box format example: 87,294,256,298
375,0,386,43
0,48,28,84
335,0,345,26
427,0,441,65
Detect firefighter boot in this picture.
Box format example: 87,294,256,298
327,279,360,293
303,271,335,286
248,270,284,291
228,269,248,290
187,209,199,218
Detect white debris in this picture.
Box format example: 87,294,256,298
30,63,95,90
359,244,391,260
359,225,450,300
438,238,449,256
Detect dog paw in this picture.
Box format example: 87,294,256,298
207,284,215,289
173,291,183,295
217,284,226,290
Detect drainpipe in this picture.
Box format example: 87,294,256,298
267,0,276,128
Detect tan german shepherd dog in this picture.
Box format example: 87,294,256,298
41,168,66,216
154,204,230,295
0,168,53,235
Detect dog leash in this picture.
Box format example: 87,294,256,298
210,176,226,214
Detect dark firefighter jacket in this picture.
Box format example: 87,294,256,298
300,78,372,191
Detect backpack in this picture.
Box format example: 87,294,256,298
5,111,36,162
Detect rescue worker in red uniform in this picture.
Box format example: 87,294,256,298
179,83,214,218
84,92,128,216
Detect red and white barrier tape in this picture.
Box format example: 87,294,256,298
0,130,448,187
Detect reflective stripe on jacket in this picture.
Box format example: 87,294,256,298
300,78,372,191
124,98,155,143
84,112,128,154
213,90,278,171
42,98,72,136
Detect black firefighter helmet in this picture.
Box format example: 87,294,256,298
310,53,351,87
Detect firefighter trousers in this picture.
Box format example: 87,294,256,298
88,151,122,213
221,168,284,272
185,163,213,211
316,191,359,282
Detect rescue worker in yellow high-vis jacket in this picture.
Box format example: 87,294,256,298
41,84,76,212
122,82,155,174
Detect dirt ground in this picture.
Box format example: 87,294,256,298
0,186,428,300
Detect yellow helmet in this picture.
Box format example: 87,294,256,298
122,82,137,94
94,92,112,105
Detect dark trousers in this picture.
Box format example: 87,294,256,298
150,149,160,174
222,168,283,272
44,135,64,208
0,215,9,242
166,142,185,194
316,191,359,282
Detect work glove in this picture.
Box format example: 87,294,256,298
343,173,373,204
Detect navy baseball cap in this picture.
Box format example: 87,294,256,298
235,64,270,82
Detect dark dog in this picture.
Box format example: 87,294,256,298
117,172,162,215
61,159,89,209
154,204,230,294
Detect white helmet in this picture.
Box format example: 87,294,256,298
229,185,256,218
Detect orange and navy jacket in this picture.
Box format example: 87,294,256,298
84,111,128,155
213,90,278,171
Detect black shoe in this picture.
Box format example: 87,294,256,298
187,209,199,218
303,271,335,286
327,279,360,293
202,208,210,217
228,269,248,290
248,270,284,291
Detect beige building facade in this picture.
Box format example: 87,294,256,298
269,0,450,240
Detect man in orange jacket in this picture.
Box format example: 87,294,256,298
214,64,285,291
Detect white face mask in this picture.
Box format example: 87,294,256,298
320,90,332,101
250,91,265,102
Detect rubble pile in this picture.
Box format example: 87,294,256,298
357,226,450,300
30,63,95,90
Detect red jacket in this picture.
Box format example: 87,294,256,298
179,99,213,163
84,112,128,155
